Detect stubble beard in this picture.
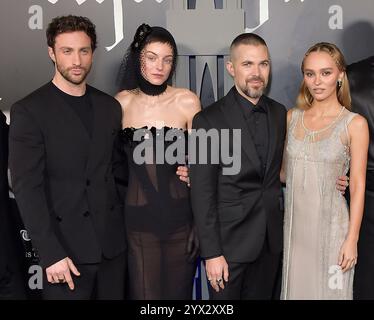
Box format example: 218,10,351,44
56,63,91,85
240,76,267,99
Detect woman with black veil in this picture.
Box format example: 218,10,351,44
116,24,201,300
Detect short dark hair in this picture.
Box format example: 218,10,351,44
46,15,97,51
230,33,267,51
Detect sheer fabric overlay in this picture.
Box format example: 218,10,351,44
281,107,357,300
122,126,195,299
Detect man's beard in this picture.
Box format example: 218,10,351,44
240,76,267,99
56,63,91,85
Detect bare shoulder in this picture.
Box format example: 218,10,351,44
172,87,200,105
287,108,293,121
286,107,297,126
348,113,368,132
114,90,135,107
171,87,201,114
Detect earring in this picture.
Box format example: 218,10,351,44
337,79,342,88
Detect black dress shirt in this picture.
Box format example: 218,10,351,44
234,88,269,177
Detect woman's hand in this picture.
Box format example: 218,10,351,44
338,238,358,272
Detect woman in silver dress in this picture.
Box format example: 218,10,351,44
281,42,369,299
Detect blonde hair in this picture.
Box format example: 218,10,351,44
296,42,351,110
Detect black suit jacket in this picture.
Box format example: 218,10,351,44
347,56,374,173
9,82,127,268
190,87,286,263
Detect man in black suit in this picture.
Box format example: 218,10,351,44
190,33,286,299
9,15,127,299
348,56,374,300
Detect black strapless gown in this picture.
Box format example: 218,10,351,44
121,127,196,300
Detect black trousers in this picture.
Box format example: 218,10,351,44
42,252,126,300
354,189,374,300
208,238,282,300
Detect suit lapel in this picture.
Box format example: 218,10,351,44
264,97,280,178
220,88,262,176
47,83,107,177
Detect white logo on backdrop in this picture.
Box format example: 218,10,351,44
44,0,165,50
26,0,344,51
0,0,345,107
20,229,31,242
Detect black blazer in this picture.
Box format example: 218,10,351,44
347,56,374,173
190,87,286,263
9,82,127,268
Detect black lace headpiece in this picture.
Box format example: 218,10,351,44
117,23,178,96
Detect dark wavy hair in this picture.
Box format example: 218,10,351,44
117,23,178,91
46,15,97,51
